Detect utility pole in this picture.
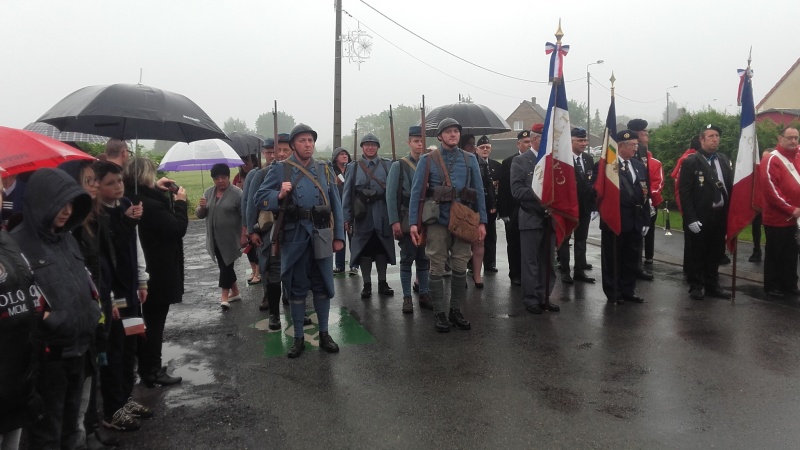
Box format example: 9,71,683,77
333,0,342,148
666,85,678,125
586,60,603,137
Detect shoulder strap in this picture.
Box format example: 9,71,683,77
358,159,386,189
431,150,452,187
400,156,417,171
284,159,329,206
771,152,800,186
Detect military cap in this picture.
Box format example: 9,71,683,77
277,133,290,143
360,133,381,148
615,129,638,142
702,124,723,135
517,130,531,140
436,118,462,136
531,123,544,134
477,135,490,146
571,127,587,138
627,119,648,132
262,138,275,149
408,125,422,137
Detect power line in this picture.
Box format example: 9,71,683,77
590,75,664,104
358,0,552,84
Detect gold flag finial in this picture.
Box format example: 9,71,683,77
610,72,616,96
747,46,752,70
555,19,564,43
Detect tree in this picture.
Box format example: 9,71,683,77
254,111,296,138
340,104,433,159
661,99,681,126
151,140,176,155
567,99,588,130
223,117,252,134
591,109,603,132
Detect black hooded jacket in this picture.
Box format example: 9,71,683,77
11,168,100,358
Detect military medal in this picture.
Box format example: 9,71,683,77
698,171,704,187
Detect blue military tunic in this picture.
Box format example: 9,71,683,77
408,146,488,227
341,156,396,263
385,153,418,227
254,154,345,299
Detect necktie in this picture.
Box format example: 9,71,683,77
623,160,633,184
575,156,584,175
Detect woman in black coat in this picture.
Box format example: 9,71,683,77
124,157,188,387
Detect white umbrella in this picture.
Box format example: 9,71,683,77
159,139,243,171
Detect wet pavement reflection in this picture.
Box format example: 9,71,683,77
116,221,800,449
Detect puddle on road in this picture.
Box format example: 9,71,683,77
161,342,217,408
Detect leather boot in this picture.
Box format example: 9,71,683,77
361,283,372,299
418,293,433,310
434,312,451,333
378,281,394,296
258,293,269,311
288,338,305,358
153,366,182,386
268,313,281,330
402,296,413,314
319,331,340,353
448,309,471,330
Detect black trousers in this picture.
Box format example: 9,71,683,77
685,211,726,291
505,212,521,280
752,213,762,249
27,355,85,450
214,245,237,289
137,300,171,377
483,212,497,268
764,225,798,292
644,213,657,261
100,318,137,418
559,214,590,275
601,228,641,300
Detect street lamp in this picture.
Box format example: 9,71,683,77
586,60,604,138
665,85,678,125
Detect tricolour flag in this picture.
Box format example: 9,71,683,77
545,42,570,82
532,78,578,247
595,95,621,235
726,66,760,251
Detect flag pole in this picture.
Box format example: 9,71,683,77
731,49,754,303
610,74,619,305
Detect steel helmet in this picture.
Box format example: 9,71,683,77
436,118,462,136
288,123,318,146
360,133,381,148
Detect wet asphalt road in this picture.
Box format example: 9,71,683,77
117,221,800,449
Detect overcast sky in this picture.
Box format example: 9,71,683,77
2,0,798,149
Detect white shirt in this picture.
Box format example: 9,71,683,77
618,157,637,183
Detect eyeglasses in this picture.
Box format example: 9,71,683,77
478,145,492,150
83,177,99,186
782,135,800,140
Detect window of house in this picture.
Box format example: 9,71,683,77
513,120,523,131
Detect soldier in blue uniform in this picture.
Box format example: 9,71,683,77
409,118,488,333
255,124,345,359
342,133,397,299
385,126,431,314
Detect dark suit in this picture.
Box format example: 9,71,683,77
600,158,650,300
558,151,595,275
498,152,523,281
678,151,733,292
511,150,555,306
482,158,502,269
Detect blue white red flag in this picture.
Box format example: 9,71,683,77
727,65,760,251
595,95,621,235
532,79,578,247
545,42,570,82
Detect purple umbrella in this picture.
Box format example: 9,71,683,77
158,139,242,171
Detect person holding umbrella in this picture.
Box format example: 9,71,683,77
124,157,186,387
196,163,245,310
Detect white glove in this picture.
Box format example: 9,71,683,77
642,226,650,236
688,221,702,234
591,211,599,221
500,216,510,224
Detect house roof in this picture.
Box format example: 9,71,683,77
756,58,800,111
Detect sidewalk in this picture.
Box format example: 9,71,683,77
586,222,764,284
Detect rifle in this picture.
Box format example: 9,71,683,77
415,95,428,245
353,122,358,160
389,104,396,161
271,160,290,257
272,100,279,160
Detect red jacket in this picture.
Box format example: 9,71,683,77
647,151,664,207
760,145,800,227
671,149,696,213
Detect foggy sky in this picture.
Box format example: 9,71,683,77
1,0,797,150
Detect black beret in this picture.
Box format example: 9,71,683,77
517,130,531,140
571,127,587,138
477,135,490,146
627,119,648,132
615,129,638,142
702,124,722,135
408,125,422,137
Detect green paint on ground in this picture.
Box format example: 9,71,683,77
253,307,375,358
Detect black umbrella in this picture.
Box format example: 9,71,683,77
23,122,109,144
37,83,226,142
225,131,264,157
423,102,511,137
